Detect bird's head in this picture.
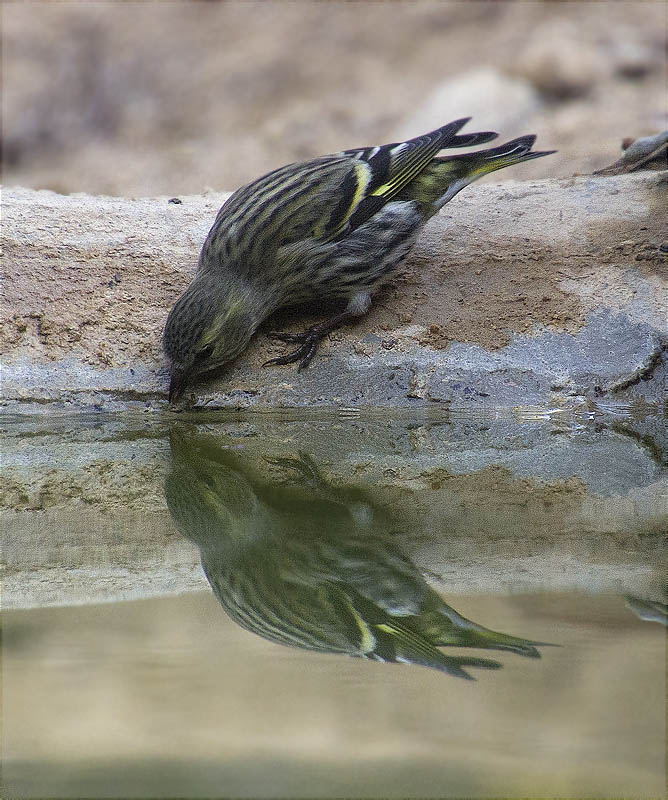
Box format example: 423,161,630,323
163,274,260,402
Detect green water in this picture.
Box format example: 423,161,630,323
2,409,666,798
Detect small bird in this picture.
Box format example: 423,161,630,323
164,118,554,401
166,433,550,679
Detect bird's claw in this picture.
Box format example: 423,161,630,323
263,328,323,370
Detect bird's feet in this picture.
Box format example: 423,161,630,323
264,310,357,371
263,326,328,370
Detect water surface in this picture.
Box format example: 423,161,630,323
2,408,666,797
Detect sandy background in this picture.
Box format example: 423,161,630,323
3,1,666,196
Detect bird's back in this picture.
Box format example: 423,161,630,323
198,156,355,275
197,119,498,278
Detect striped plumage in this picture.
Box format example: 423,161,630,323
164,118,554,401
166,433,549,679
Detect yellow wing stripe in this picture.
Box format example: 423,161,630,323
370,136,446,199
347,598,377,654
351,161,372,216
375,621,441,660
371,164,422,198
316,160,372,240
337,160,372,231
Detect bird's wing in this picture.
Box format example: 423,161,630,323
331,117,495,237
334,586,502,678
200,119,497,270
297,118,496,243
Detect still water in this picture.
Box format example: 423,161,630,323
2,409,666,798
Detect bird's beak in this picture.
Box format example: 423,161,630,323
168,371,186,403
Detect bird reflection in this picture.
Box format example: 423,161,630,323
166,429,548,680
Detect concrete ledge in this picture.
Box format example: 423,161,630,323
2,173,666,411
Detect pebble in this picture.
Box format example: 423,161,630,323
610,40,655,79
621,131,668,162
392,68,540,138
509,23,607,99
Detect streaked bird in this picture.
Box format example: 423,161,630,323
164,118,554,401
166,432,550,679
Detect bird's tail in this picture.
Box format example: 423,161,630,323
418,604,553,658
434,623,547,658
407,134,556,212
439,134,555,173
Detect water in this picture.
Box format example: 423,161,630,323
2,409,666,798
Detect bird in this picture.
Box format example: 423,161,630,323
166,431,550,679
163,118,555,401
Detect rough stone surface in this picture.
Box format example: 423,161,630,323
1,172,667,411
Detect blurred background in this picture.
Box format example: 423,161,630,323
3,1,666,196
